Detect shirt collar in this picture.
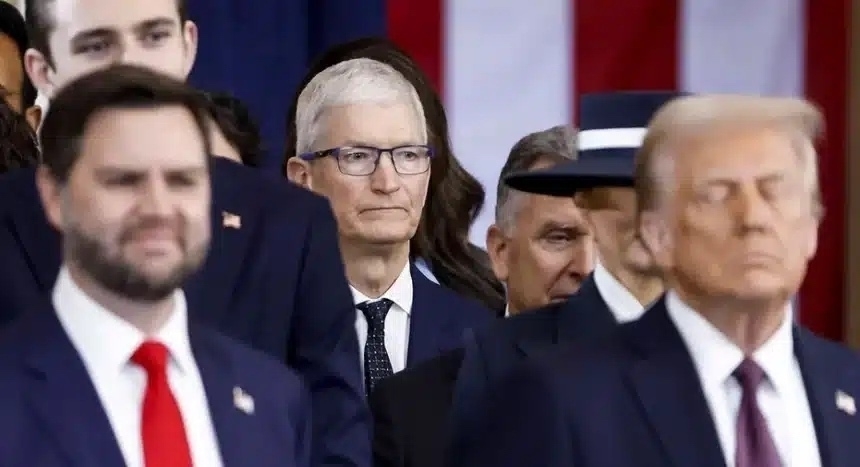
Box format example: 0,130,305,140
666,289,795,391
349,261,413,314
53,266,195,374
592,262,646,323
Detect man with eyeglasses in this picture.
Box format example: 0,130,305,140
287,58,492,399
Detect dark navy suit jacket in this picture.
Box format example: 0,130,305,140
404,265,493,366
464,298,860,467
0,306,311,467
448,274,618,464
0,159,369,466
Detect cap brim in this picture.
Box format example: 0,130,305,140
504,156,634,196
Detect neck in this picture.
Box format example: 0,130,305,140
67,264,175,336
341,240,410,299
675,286,788,354
608,265,664,306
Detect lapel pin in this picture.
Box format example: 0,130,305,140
233,386,255,415
222,211,241,229
836,390,855,415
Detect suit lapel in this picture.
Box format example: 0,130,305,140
23,308,125,466
6,169,61,291
625,300,726,467
191,326,254,466
794,328,856,467
407,266,460,365
185,158,261,321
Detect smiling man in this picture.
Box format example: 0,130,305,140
287,58,492,397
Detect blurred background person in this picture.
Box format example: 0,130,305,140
0,96,38,173
0,1,40,128
203,91,263,167
284,37,506,315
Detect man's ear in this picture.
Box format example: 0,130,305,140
286,157,313,190
485,224,510,283
24,49,56,99
35,165,64,232
638,210,671,268
180,20,199,79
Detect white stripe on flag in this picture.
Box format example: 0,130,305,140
445,0,572,247
680,0,804,96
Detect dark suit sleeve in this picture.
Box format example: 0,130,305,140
293,381,314,467
292,198,370,467
447,331,491,466
462,360,574,467
368,381,404,467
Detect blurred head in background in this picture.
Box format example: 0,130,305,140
24,0,197,99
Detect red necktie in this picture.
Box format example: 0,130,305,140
131,341,193,467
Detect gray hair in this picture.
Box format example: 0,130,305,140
495,125,577,233
295,58,427,154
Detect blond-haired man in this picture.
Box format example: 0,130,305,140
462,94,859,467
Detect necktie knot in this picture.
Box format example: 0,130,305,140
358,299,393,331
132,341,170,377
733,358,767,391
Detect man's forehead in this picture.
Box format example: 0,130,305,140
677,127,800,178
52,0,179,32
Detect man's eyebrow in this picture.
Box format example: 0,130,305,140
69,27,115,44
133,17,178,33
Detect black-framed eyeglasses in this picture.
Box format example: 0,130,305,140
299,145,434,176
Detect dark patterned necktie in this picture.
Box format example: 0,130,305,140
357,299,394,397
734,358,782,467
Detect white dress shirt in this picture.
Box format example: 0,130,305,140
53,268,224,467
592,262,647,323
666,290,821,467
351,262,413,377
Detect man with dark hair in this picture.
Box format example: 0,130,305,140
204,91,263,167
0,1,369,465
0,2,39,127
0,63,311,467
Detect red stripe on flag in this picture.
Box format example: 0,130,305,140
801,0,849,340
574,0,680,120
386,0,445,96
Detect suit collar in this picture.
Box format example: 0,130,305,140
20,305,262,467
189,327,259,467
794,328,857,467
407,265,467,365
624,298,727,467
349,260,413,314
22,308,127,466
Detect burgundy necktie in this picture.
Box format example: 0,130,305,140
132,341,193,467
733,358,782,467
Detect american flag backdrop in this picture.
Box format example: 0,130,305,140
389,0,848,341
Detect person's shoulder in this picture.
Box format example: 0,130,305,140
211,158,330,216
474,303,562,346
798,327,860,369
195,327,306,399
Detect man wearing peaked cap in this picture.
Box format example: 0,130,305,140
448,91,681,464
